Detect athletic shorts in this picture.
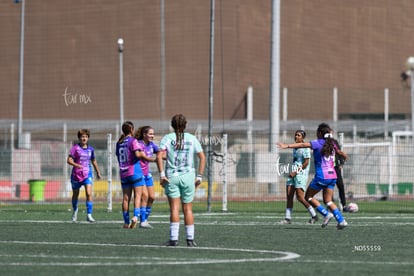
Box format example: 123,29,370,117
144,173,154,187
309,178,336,191
286,174,308,190
121,175,145,189
71,175,92,190
164,171,195,203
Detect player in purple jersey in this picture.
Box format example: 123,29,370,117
277,123,349,230
116,121,156,229
134,126,161,228
67,129,102,223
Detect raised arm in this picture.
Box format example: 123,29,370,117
277,142,312,149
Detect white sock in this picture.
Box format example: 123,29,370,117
185,224,195,240
285,208,292,220
308,206,317,217
170,222,180,241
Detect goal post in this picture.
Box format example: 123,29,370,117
106,133,113,212
342,142,393,197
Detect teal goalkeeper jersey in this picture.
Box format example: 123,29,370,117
159,132,203,177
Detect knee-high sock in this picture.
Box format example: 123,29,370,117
316,205,329,216
123,211,130,224
140,206,147,222
72,199,78,211
170,222,180,241
332,208,345,223
86,201,93,215
185,224,195,240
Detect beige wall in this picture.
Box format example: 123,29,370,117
1,0,413,121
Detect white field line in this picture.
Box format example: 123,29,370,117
0,240,299,265
0,241,412,267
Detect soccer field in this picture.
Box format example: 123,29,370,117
0,202,413,276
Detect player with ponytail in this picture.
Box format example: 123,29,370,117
157,114,206,246
116,121,155,229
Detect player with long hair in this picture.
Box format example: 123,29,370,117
280,130,318,225
277,123,348,229
67,129,102,223
157,114,206,246
116,121,155,229
134,126,161,228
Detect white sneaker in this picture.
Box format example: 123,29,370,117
337,220,348,230
279,218,291,224
307,216,319,224
71,209,78,222
140,220,153,229
321,213,334,228
129,216,138,229
86,214,96,223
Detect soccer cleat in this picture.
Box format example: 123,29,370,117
336,220,348,230
165,240,179,246
139,220,153,229
129,216,138,229
307,215,319,224
123,223,130,229
321,213,334,228
279,218,291,224
86,214,96,223
186,239,198,247
71,209,78,222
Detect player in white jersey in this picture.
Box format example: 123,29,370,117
157,114,206,247
280,130,318,225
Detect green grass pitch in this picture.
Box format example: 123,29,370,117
0,201,413,275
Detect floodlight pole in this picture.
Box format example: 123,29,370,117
118,38,124,128
160,0,165,121
411,71,414,134
269,0,280,152
16,0,25,148
406,57,414,134
207,0,215,212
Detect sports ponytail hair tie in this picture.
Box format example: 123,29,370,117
324,133,333,139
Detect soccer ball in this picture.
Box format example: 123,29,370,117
347,202,359,213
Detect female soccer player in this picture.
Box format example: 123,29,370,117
280,130,318,225
157,114,206,246
67,129,102,223
116,121,155,229
134,126,161,228
277,123,348,230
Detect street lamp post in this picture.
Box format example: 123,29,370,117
117,38,124,128
405,56,414,134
